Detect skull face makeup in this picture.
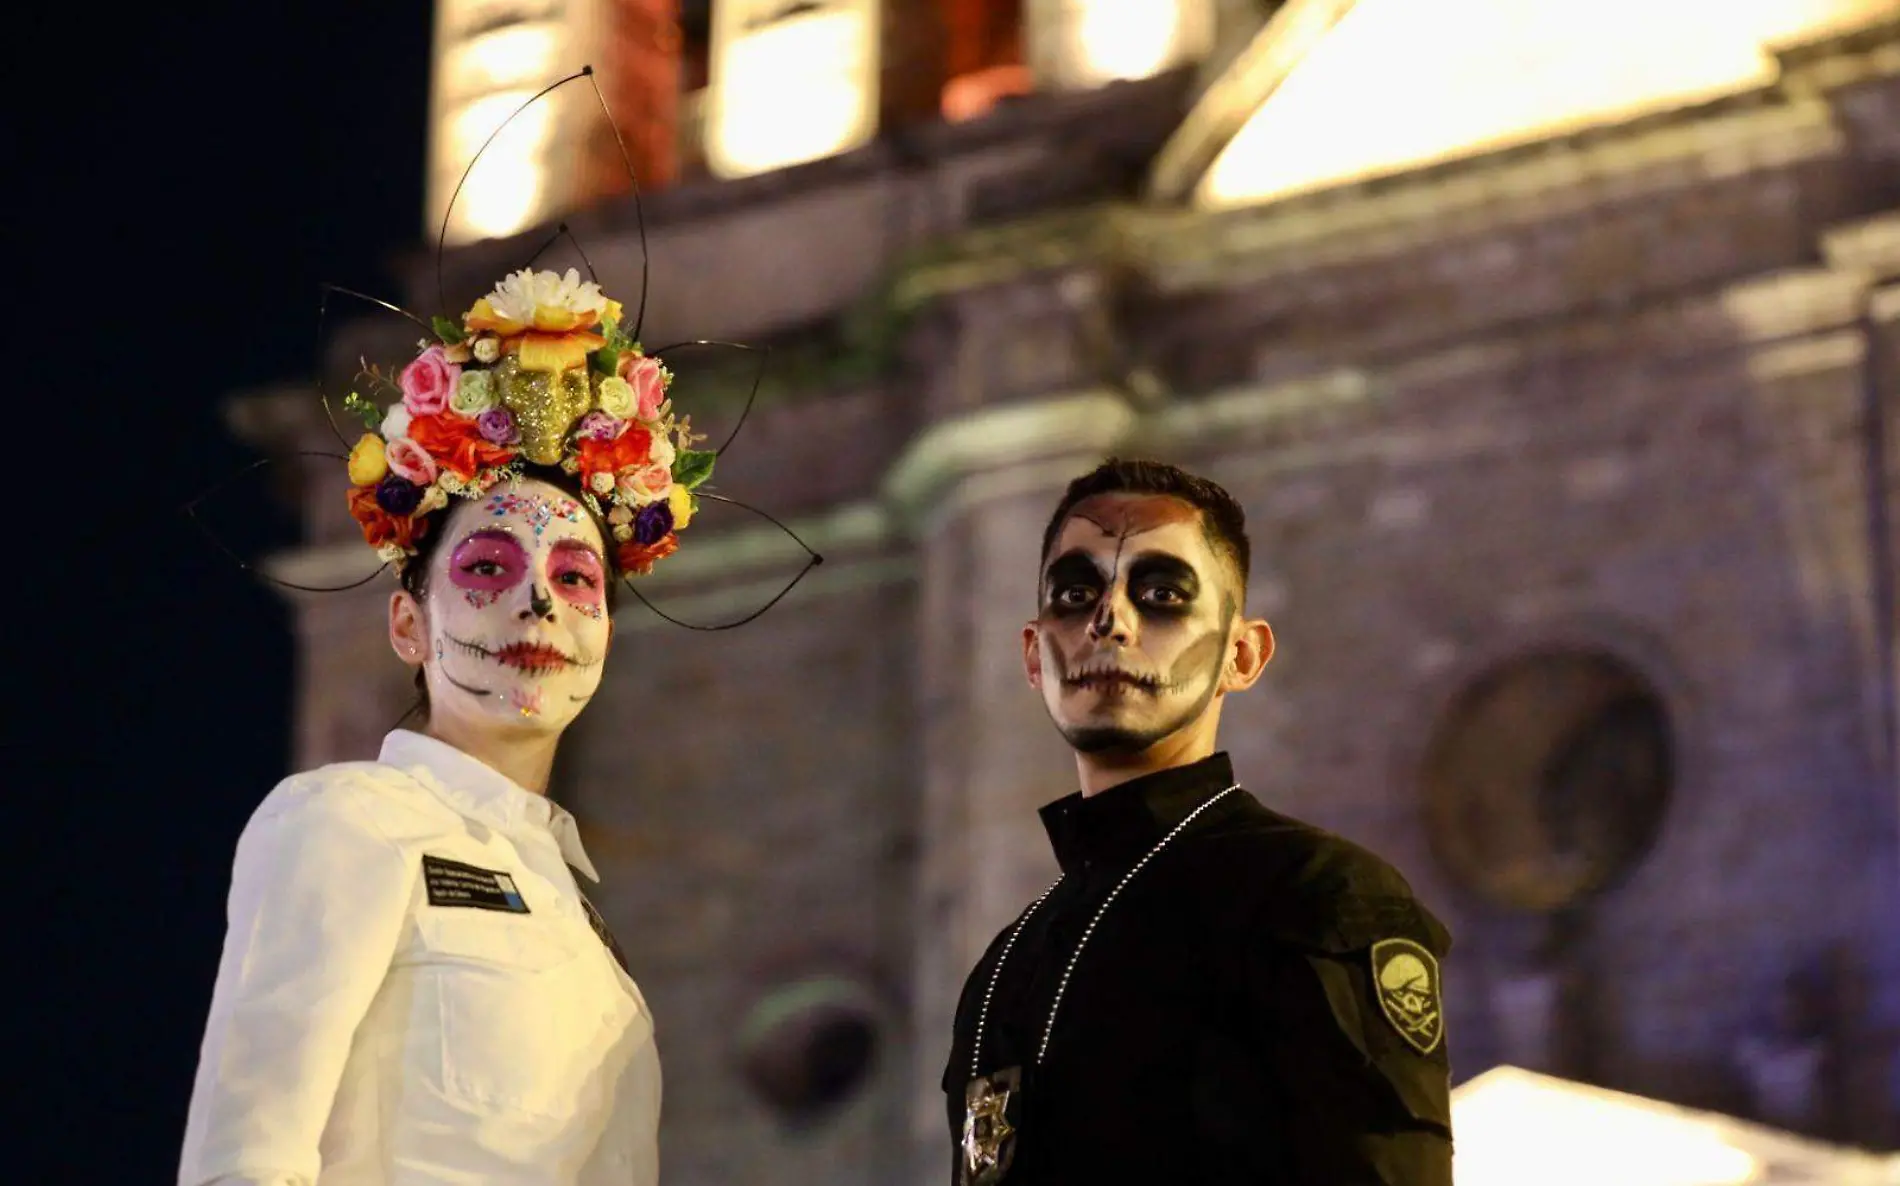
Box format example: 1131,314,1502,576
402,478,612,735
1026,493,1247,756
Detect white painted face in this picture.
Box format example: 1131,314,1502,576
410,478,612,735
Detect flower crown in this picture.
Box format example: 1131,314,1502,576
341,267,714,576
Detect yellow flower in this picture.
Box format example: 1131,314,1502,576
348,433,388,485
668,483,695,529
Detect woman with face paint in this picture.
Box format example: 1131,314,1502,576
942,459,1456,1186
180,269,711,1186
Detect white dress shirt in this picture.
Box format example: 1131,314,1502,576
179,730,660,1186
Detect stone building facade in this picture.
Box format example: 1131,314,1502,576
236,7,1900,1181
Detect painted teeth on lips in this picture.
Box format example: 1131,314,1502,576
1065,666,1161,690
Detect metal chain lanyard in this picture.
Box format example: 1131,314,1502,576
958,784,1240,1186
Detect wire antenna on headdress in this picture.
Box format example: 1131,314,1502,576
181,454,392,594
435,67,651,343
621,492,825,631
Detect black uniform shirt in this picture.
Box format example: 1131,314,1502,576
942,753,1454,1185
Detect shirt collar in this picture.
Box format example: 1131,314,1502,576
1038,752,1238,876
378,730,600,882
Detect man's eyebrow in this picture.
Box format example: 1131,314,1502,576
1043,549,1109,581
1126,552,1200,581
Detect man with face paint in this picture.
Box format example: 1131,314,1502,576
942,459,1454,1186
180,477,662,1186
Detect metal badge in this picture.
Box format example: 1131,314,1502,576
961,1066,1022,1186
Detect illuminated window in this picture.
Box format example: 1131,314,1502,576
1198,0,1892,208
428,0,575,244
705,0,882,179
1026,0,1213,91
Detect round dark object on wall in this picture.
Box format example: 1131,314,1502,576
1422,649,1673,912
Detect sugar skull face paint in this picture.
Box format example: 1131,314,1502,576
417,479,611,734
1027,493,1239,756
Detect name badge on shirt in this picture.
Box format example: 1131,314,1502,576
422,854,530,913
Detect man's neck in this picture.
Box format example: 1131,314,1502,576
426,718,561,796
1075,724,1219,797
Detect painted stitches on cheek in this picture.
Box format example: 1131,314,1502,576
549,541,607,620
485,491,584,540
449,530,528,610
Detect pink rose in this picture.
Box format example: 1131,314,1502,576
400,345,461,417
385,437,439,487
621,355,667,421
637,462,673,501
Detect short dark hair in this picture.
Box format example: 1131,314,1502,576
1039,457,1251,598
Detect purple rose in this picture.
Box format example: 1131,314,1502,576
577,410,625,441
375,475,424,516
633,501,674,545
477,407,519,446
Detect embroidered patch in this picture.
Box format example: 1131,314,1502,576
422,855,530,913
1371,938,1444,1056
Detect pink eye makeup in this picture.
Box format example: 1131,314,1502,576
449,531,529,603
549,542,607,615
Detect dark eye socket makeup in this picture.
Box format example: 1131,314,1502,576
1042,550,1202,615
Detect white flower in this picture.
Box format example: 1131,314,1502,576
472,335,501,364
376,542,408,563
438,471,465,494
590,471,615,495
597,376,635,419
484,267,607,324
417,485,449,515
451,369,499,415
647,435,676,471
613,524,633,542
380,403,412,441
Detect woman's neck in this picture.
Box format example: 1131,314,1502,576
425,717,561,795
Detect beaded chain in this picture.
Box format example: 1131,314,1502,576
967,784,1240,1075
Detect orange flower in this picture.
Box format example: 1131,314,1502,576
462,276,624,375
347,486,431,552
575,424,653,486
616,531,678,576
406,411,517,479
515,328,605,374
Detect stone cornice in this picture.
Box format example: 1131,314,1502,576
889,93,1849,310
880,389,1138,532
1823,211,1900,280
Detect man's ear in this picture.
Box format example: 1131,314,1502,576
1222,617,1274,693
390,590,428,669
1022,623,1044,692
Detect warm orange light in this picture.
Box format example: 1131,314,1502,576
1199,0,1893,208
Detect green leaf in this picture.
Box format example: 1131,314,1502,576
342,392,383,431
672,448,716,490
431,314,466,345
590,346,619,376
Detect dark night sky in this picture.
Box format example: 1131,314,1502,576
25,2,431,1177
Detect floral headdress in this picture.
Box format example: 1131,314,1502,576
186,67,820,631
339,266,714,577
